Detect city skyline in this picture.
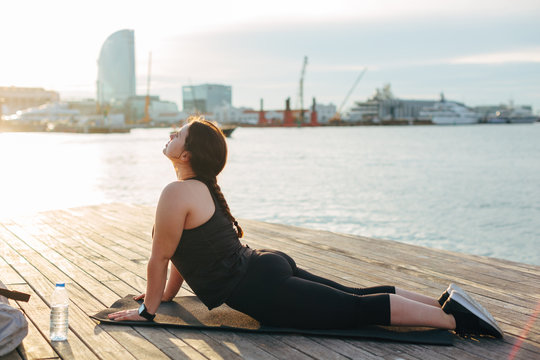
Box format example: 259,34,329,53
1,0,539,113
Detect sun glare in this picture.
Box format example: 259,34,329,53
0,134,106,219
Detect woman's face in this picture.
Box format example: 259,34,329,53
163,123,189,160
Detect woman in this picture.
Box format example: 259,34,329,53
108,117,501,337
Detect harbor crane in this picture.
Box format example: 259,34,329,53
141,52,152,123
297,56,308,124
331,67,367,122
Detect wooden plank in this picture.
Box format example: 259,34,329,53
28,211,212,359
42,210,148,278
0,228,140,360
129,327,208,360
272,334,349,359
0,256,26,286
0,298,59,360
240,333,314,360
310,338,387,360
165,328,244,360
0,350,25,360
200,330,279,360
12,284,98,360
94,324,171,360
1,203,539,360
243,224,539,339
244,220,540,293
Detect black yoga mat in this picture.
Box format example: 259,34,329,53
92,295,454,345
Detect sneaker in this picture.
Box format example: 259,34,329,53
442,290,503,338
439,284,499,327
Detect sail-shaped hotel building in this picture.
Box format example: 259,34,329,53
97,29,136,105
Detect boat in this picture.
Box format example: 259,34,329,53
487,106,538,124
220,125,237,137
420,100,479,125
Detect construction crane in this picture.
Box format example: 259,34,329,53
297,56,308,124
331,67,367,123
141,52,152,123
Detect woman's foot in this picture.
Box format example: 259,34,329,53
439,284,499,326
442,290,503,338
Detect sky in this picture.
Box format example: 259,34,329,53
1,0,540,113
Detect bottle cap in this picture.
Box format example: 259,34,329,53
55,282,65,287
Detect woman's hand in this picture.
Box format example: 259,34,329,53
133,293,146,301
107,308,147,321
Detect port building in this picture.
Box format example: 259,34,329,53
124,95,186,124
182,84,232,114
97,29,136,105
0,86,59,115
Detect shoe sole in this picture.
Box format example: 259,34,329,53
438,283,462,306
444,290,503,338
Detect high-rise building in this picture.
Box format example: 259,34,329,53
182,84,232,114
96,29,136,105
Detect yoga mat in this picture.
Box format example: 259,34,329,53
92,295,454,345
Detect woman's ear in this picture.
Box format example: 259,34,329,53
180,151,191,162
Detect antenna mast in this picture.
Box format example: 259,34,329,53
298,56,308,123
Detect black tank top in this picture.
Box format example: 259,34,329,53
170,179,253,309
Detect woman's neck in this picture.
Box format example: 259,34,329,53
173,164,196,181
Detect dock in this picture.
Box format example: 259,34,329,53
1,203,538,359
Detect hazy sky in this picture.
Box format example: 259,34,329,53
2,0,539,113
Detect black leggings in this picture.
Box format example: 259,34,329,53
225,249,395,329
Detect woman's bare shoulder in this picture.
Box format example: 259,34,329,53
158,180,204,206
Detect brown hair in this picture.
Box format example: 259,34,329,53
184,117,244,238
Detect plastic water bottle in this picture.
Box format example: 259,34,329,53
50,282,69,341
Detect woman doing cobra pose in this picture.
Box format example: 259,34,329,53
108,117,501,338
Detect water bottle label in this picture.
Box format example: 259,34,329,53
50,305,69,341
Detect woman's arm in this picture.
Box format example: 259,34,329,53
162,263,184,301
133,262,184,302
145,182,189,313
108,182,188,321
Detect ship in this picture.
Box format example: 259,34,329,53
487,106,538,124
420,98,479,125
220,124,237,137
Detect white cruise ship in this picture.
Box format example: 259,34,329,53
487,106,538,124
420,100,480,125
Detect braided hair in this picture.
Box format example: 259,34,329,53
184,117,244,238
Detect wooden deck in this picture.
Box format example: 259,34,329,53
0,203,538,360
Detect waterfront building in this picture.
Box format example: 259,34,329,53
213,105,254,124
314,103,337,123
124,95,186,124
182,84,232,114
3,102,79,123
66,99,99,115
0,86,59,115
97,29,136,105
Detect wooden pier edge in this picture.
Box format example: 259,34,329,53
0,202,538,360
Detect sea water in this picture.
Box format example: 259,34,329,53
0,124,539,265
